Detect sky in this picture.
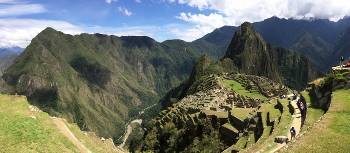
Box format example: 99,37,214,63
1,0,350,48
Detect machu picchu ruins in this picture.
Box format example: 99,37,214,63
145,73,297,152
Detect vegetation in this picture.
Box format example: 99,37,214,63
0,27,207,138
0,94,122,153
141,119,226,153
223,79,267,100
0,95,78,152
284,89,350,153
240,99,293,152
70,56,111,87
67,122,123,153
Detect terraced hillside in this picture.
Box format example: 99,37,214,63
138,73,297,152
0,94,123,153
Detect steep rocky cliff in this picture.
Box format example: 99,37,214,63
223,22,320,90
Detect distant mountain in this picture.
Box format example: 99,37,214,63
0,46,23,54
197,17,350,72
191,26,237,58
1,28,204,139
161,22,320,108
334,27,350,60
0,47,22,76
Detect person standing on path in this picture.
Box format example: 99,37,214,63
290,127,296,141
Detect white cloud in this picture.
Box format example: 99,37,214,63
0,0,18,4
118,6,132,16
0,18,176,48
0,19,82,48
105,0,118,4
135,0,142,3
0,0,46,17
85,25,156,37
170,0,350,41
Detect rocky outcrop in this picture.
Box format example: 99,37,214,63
308,72,350,111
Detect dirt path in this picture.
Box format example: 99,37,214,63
51,117,92,153
270,97,302,153
118,119,142,148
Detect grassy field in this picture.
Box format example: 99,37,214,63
283,89,350,153
0,95,79,153
0,94,123,153
230,108,254,121
222,79,267,100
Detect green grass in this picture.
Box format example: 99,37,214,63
0,94,123,153
241,99,293,153
67,123,123,153
222,123,239,133
222,79,267,100
231,108,254,121
0,95,79,153
284,89,350,153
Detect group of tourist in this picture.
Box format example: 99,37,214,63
297,94,307,119
290,93,307,141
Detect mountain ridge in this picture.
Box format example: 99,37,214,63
0,27,203,139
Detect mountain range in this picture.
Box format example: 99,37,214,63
199,17,350,72
0,47,23,76
0,28,207,139
160,22,319,108
1,16,350,141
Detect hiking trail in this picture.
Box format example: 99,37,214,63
269,96,302,153
51,117,92,153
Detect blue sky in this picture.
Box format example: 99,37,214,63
1,0,350,48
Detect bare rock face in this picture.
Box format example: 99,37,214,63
224,22,280,82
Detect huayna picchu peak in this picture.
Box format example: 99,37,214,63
222,22,320,90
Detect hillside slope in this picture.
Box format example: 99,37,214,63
1,28,201,139
283,89,350,152
0,94,123,153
